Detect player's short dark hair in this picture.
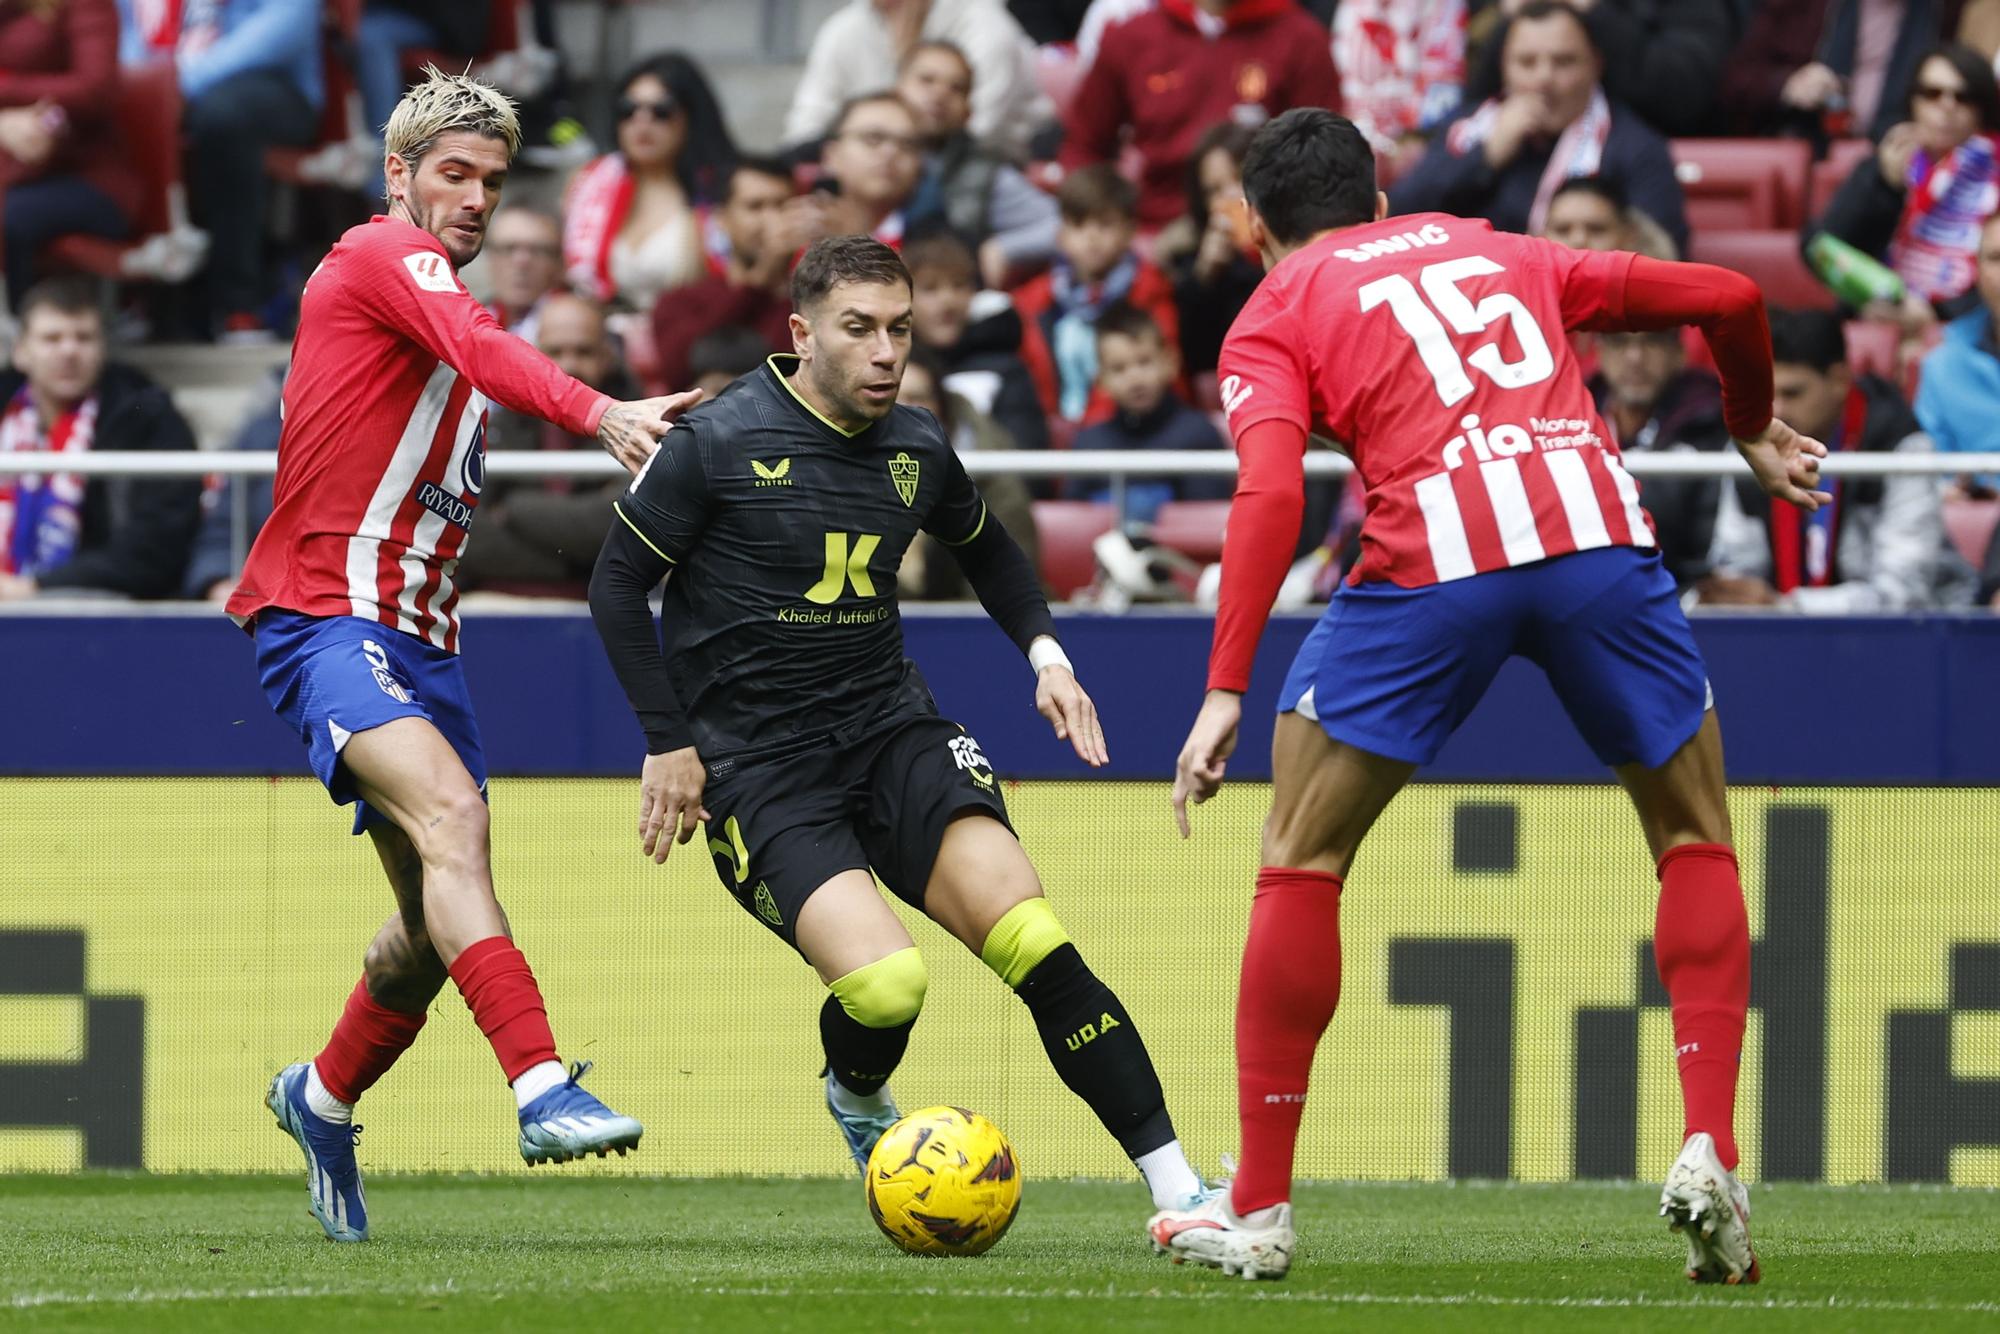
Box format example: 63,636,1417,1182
1057,164,1138,225
1240,108,1377,246
791,235,912,313
727,154,795,202
1767,307,1848,374
18,275,100,327
688,325,776,383
901,37,972,80
902,227,977,283
827,90,917,140
1549,175,1627,214
1094,300,1165,348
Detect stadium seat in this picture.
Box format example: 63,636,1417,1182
1943,497,2000,567
1150,500,1231,563
1671,138,1810,231
1807,138,1874,222
44,61,183,279
1845,320,1900,379
1032,500,1117,598
1689,230,1836,311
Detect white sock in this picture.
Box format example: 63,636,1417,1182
1135,1139,1204,1210
512,1060,568,1110
304,1063,353,1124
824,1073,896,1118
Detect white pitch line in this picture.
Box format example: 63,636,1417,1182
8,1281,2000,1316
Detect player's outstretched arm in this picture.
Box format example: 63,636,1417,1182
1736,416,1832,513
598,390,706,475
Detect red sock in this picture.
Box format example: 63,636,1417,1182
313,976,427,1104
1654,843,1750,1171
448,936,559,1083
1232,866,1343,1215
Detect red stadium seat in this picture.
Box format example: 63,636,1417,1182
1844,320,1900,379
44,61,181,278
1943,498,2000,567
1032,500,1117,598
1689,229,1836,311
1672,139,1809,231
1150,500,1231,563
1807,138,1874,223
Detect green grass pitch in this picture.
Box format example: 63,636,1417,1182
3,1175,1995,1332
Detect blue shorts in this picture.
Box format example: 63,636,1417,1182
253,611,487,834
1277,547,1710,770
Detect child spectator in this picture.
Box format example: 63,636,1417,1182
1068,302,1227,525
906,227,1048,453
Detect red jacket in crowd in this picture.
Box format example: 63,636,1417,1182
1060,0,1340,229
1014,257,1181,425
0,0,137,222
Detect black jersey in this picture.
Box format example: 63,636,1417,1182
612,356,994,760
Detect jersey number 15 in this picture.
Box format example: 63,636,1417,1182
1359,257,1555,408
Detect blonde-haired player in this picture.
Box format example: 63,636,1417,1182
234,69,700,1242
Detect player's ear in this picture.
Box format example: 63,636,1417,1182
1374,191,1389,223
1245,207,1274,270
383,151,410,208
788,309,813,360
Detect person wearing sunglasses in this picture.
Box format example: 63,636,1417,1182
563,52,737,311
1807,43,2000,336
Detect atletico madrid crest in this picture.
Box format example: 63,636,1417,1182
889,452,920,507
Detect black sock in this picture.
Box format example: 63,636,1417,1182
1014,944,1175,1157
819,994,913,1096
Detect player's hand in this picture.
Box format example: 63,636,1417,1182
1036,665,1109,767
638,747,710,865
1735,417,1831,512
1172,689,1241,839
598,389,705,476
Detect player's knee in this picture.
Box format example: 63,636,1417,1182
829,947,928,1028
978,897,1071,990
408,787,490,867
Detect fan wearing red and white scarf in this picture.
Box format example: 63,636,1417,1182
131,0,222,58
1889,132,2000,304
561,153,635,303
1446,85,1611,236
0,385,98,581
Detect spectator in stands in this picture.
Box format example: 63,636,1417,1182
649,156,799,394
1542,175,1685,377
686,325,776,400
1061,0,1340,231
562,53,736,312
1158,122,1264,377
1914,211,2000,495
119,0,321,342
1068,302,1227,524
182,365,282,601
481,208,564,340
1700,307,1967,612
0,277,200,600
1333,0,1467,156
1458,0,1736,138
786,0,1050,160
1391,1,1687,253
1807,44,2000,333
907,228,1049,453
1779,0,1948,144
898,39,1060,286
797,93,927,250
456,294,636,594
0,0,133,311
1718,0,1833,137
1015,164,1178,423
896,345,1041,598
1589,329,1729,590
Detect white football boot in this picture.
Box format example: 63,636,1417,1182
1147,1192,1294,1280
1659,1131,1760,1284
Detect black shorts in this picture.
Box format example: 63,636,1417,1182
698,713,1013,951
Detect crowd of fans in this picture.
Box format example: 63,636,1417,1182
3,0,2000,613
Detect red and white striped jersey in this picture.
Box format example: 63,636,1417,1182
1219,214,1653,588
228,217,611,651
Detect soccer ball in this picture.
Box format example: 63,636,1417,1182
864,1105,1021,1256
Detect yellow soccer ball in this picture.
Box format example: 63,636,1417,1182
863,1106,1022,1256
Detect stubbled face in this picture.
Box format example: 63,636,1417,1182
1097,329,1172,416
899,46,973,142
794,279,914,425
387,131,510,268
14,305,104,406
1598,331,1682,411
616,72,687,171
1544,191,1625,251
1502,13,1599,130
